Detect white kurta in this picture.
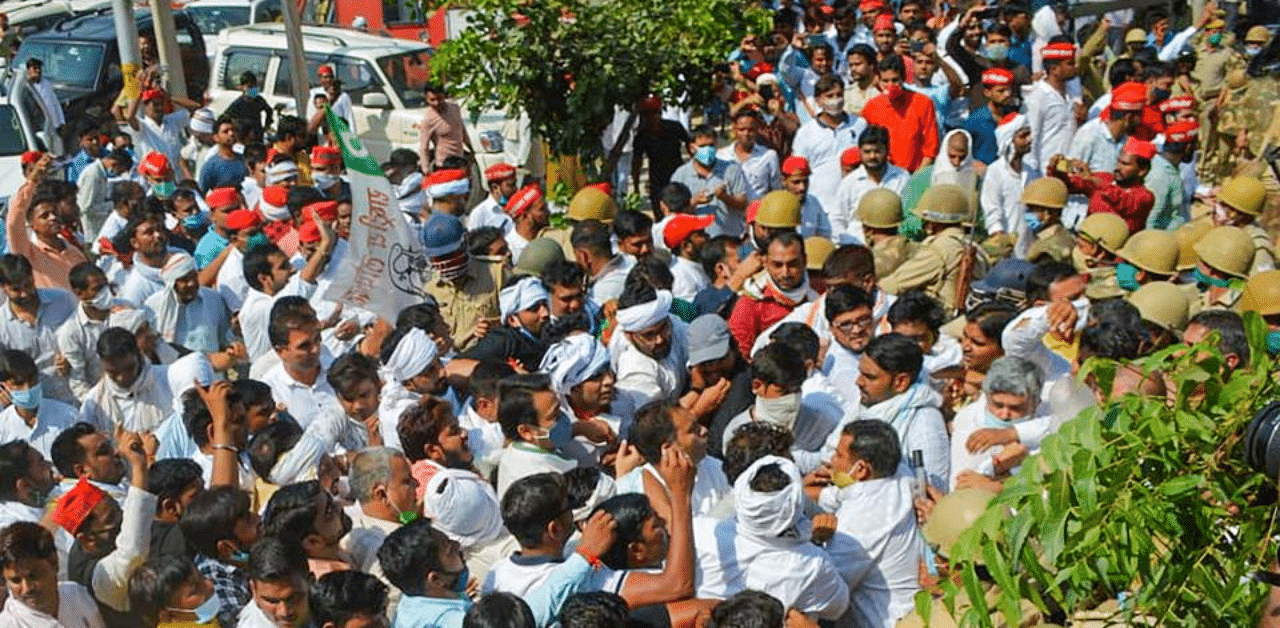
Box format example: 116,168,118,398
1025,80,1077,171
832,165,911,243
979,158,1040,259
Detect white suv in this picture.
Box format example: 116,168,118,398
205,23,539,175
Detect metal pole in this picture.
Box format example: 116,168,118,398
279,0,311,118
148,0,187,99
111,0,141,103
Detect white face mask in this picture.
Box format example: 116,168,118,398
820,97,845,115
754,392,801,430
88,286,112,311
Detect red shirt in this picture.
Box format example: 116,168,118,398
727,288,803,356
861,91,939,172
1056,170,1155,233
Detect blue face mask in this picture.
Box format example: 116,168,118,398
9,383,41,411
694,145,717,166
152,181,176,198
1024,211,1042,233
168,593,221,624
1194,267,1232,289
245,231,270,251
247,87,261,98
1207,32,1224,47
1115,262,1141,292
982,408,1014,429
183,212,209,231
453,566,470,596
229,549,250,563
536,414,573,450
983,43,1009,61
496,195,509,207
1268,330,1280,356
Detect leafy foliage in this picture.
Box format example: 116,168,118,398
427,0,768,169
935,313,1278,627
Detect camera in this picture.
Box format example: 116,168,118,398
1246,400,1280,480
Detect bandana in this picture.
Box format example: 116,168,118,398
383,327,439,383
265,162,299,186
108,308,150,334
931,129,977,188
152,253,197,343
165,352,215,418
52,477,106,534
733,455,807,539
571,472,617,523
424,169,470,199
505,184,543,218
484,163,516,182
540,334,611,395
499,276,550,320
616,291,673,332
426,470,506,548
742,270,815,308
995,113,1029,163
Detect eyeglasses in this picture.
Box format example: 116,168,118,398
834,317,873,334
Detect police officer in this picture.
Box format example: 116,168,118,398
1022,178,1073,264
1128,281,1192,349
743,190,802,257
1238,270,1280,356
1188,225,1255,313
882,184,970,313
544,185,618,259
421,212,507,350
1210,176,1276,274
857,188,915,278
1115,229,1179,293
1073,212,1130,300
1173,219,1213,281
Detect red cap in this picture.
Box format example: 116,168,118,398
204,187,240,211
840,147,861,168
484,162,517,182
1123,137,1157,160
1165,120,1199,143
1111,82,1147,111
663,214,715,250
310,145,341,167
999,112,1021,126
873,13,895,31
258,185,289,210
52,478,106,534
745,62,775,81
586,182,613,196
639,96,663,113
1158,95,1195,113
746,199,762,223
317,64,334,76
141,88,165,102
226,209,263,231
1043,42,1076,59
781,155,811,176
302,200,339,222
138,151,171,178
819,4,835,16
504,184,544,218
981,67,1014,86
20,150,42,166
859,0,887,12
297,220,322,244
423,168,468,188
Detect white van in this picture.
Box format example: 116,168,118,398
205,23,539,175
181,0,282,60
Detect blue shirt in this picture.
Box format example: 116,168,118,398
198,152,250,191
66,148,106,183
1008,35,1032,69
964,105,999,165
394,595,470,628
194,230,230,269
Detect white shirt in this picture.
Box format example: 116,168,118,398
0,582,105,628
216,247,251,311
505,229,531,265
722,405,838,463
119,256,167,307
791,115,868,215
495,443,578,499
80,363,172,434
610,315,689,410
799,194,832,239
460,402,506,479
484,553,560,597
717,144,781,200
260,362,340,430
979,159,1040,259
0,290,76,405
55,302,122,401
587,255,633,305
133,109,191,176
823,384,950,492
30,79,65,128
241,275,318,363
93,212,129,256
343,509,401,572
144,286,233,354
0,500,44,532
77,161,113,241
1025,80,1077,171
833,165,911,243
0,399,79,459
1069,117,1126,173
468,195,513,233
615,456,730,517
670,255,710,302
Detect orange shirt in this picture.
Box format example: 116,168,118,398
861,91,940,173
6,182,89,290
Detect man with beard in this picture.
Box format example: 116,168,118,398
728,230,816,353
779,157,832,238
460,275,551,372
540,334,623,468
118,211,182,307
612,281,690,411
144,251,237,364
1050,138,1156,233
423,212,506,351
1070,82,1146,173
504,184,549,262
399,396,477,495
834,125,909,241
0,440,57,530
861,55,939,173
964,68,1016,164
240,535,317,628
980,113,1039,260
377,327,447,451
81,327,174,435
260,480,355,577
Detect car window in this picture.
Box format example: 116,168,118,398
253,0,282,23
222,48,270,90
188,5,250,35
324,58,381,104
378,50,432,108
13,41,104,90
0,105,28,156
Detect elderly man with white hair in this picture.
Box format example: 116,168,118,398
949,356,1051,490
345,447,421,572
979,113,1039,260
458,275,551,372
540,333,626,467
378,326,446,450
143,251,239,369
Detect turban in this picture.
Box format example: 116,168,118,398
53,477,106,534
166,352,215,417
540,334,611,395
258,186,291,221
499,276,550,320
152,252,197,343
616,290,672,333
189,108,216,134
265,161,299,185
382,327,439,383
108,308,151,334
424,169,470,198
733,456,807,540
425,470,506,548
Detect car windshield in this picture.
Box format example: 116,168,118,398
15,41,104,90
186,5,250,35
377,49,432,108
0,106,28,156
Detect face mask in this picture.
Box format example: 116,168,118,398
1207,33,1223,47
152,181,176,199
1024,211,1042,233
1114,262,1141,292
183,212,209,231
167,593,221,624
694,145,717,166
431,252,471,282
245,231,271,251
247,87,261,98
983,408,1015,429
229,549,251,563
435,566,469,596
9,383,41,411
1246,45,1263,57
313,173,340,189
88,286,113,310
830,468,856,488
754,393,801,431
496,195,509,207
982,43,1009,61
820,96,845,115
1194,267,1232,289
1152,88,1171,103
1268,330,1280,356
883,83,905,102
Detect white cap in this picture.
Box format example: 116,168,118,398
189,108,215,135
351,15,368,29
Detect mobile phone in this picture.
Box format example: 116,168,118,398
910,39,925,53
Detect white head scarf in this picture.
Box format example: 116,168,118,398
995,114,1030,164
165,352,215,417
425,469,506,549
616,291,673,332
382,328,439,383
499,276,550,321
108,308,151,334
1031,6,1063,73
931,129,978,190
733,455,808,540
540,334,611,396
151,252,197,343
571,471,617,523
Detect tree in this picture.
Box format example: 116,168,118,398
926,315,1277,626
429,0,769,180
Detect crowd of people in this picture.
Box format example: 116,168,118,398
0,0,1277,627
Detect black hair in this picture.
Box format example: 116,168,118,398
661,182,692,213
824,244,875,280
699,234,739,278
0,440,33,502
111,180,142,206
848,43,878,66
248,535,310,584
542,258,585,290
0,349,38,385
707,590,784,628
564,467,604,515
276,115,306,140
1080,319,1141,361
248,420,303,479
468,226,506,257
986,22,1012,38
626,256,674,292
377,518,449,596
858,124,891,149
723,422,793,484
468,359,517,401
268,296,317,348
243,143,268,169
501,472,568,548
395,302,445,333
765,230,804,256
179,485,252,557
1025,261,1078,304
128,555,195,628
261,480,326,541
876,54,906,75
966,301,1019,348
397,396,455,463
1188,309,1250,369
147,458,203,511
560,592,631,628
1043,34,1074,72
0,254,32,286
824,283,874,323
613,210,653,240
464,593,537,628
747,462,791,492
326,352,381,400
616,274,658,310
50,422,99,478
887,289,946,332
1089,297,1143,328
813,73,844,96
769,322,820,364
592,493,656,570
840,420,901,478
105,149,133,169
628,400,680,465
288,186,328,219
242,243,284,292
233,379,274,409
310,570,388,627
497,373,553,441
181,388,215,448
570,220,613,256
865,332,924,379
751,342,806,389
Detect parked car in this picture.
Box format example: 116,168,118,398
1,0,111,40
0,70,54,223
182,0,282,59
